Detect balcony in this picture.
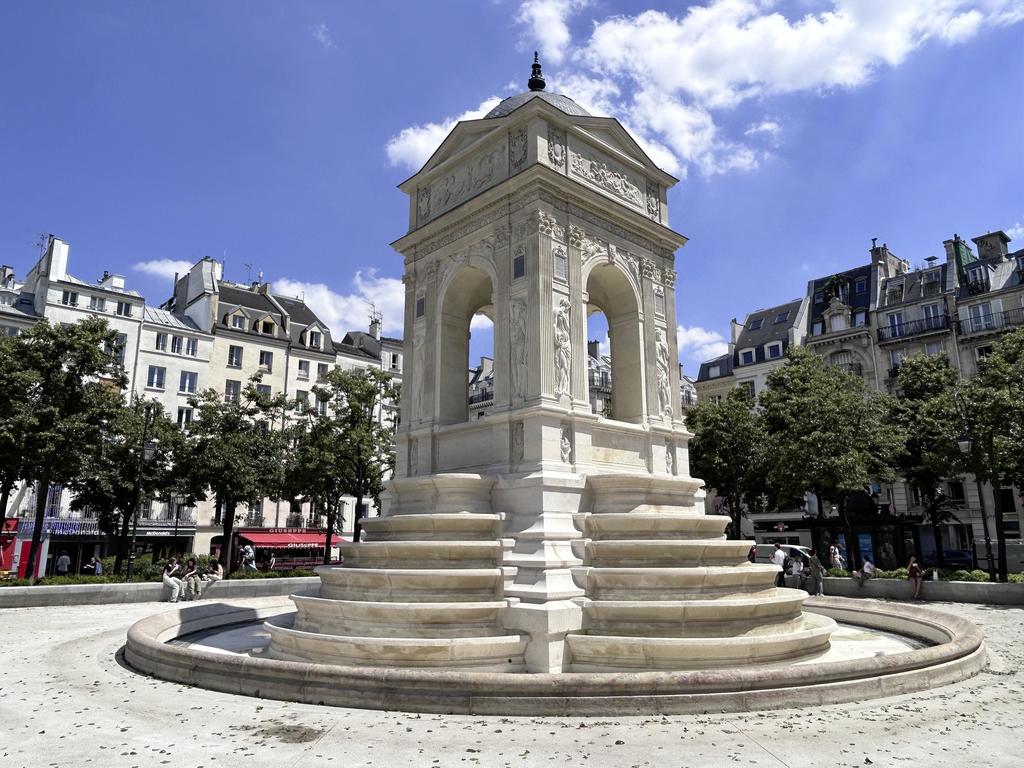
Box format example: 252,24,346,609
877,315,951,343
468,389,494,405
833,362,863,375
958,307,1024,337
140,508,197,527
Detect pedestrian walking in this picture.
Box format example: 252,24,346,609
805,549,825,597
907,556,924,600
771,543,786,587
55,551,71,577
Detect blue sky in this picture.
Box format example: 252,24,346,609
1,1,1022,374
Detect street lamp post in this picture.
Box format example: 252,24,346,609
954,391,997,582
126,404,157,583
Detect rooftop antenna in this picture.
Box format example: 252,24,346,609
243,262,253,284
34,232,49,257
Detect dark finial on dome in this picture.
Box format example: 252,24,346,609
528,51,546,92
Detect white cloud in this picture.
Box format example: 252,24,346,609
517,0,589,64
745,119,781,140
385,97,501,171
311,22,334,49
132,259,193,281
677,324,729,363
1007,220,1024,240
273,270,404,338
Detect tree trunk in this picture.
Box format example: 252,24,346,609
728,494,743,540
928,497,946,570
353,492,365,543
0,477,13,519
993,481,1008,582
838,495,857,571
24,472,50,583
323,500,336,566
113,505,132,575
220,496,236,575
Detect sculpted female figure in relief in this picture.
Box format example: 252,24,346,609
553,298,572,397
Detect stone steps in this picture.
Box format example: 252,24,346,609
317,567,506,602
336,541,505,569
578,565,779,599
263,621,528,671
361,513,504,541
566,612,836,671
291,594,512,638
585,539,757,568
584,512,730,540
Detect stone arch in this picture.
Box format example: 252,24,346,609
585,262,645,422
436,264,495,424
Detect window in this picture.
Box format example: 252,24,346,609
61,290,78,307
185,337,198,356
155,333,167,351
415,297,425,317
513,250,525,279
262,321,274,334
852,309,866,327
975,345,993,360
146,365,166,389
179,371,198,393
297,360,310,379
740,380,756,398
889,349,905,369
947,481,965,502
965,264,989,292
968,302,993,332
774,311,789,324
227,345,243,367
89,296,106,311
910,484,922,507
553,247,567,282
813,291,824,304
830,314,847,332
739,349,754,365
231,315,245,329
295,390,308,409
922,270,941,296
812,320,824,336
116,301,132,317
170,335,183,354
766,342,783,359
708,365,720,378
885,283,904,305
256,384,271,397
114,333,127,364
925,341,944,357
177,407,193,428
2,326,18,337
887,311,904,337
317,362,329,380
390,353,401,371
855,277,867,294
747,318,763,331
316,396,328,416
308,331,322,349
259,350,273,372
224,379,241,403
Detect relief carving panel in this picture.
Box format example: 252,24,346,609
568,140,644,209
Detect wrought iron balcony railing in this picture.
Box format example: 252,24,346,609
877,315,950,342
957,307,1024,337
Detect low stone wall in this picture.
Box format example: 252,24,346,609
124,596,986,716
823,577,1024,605
0,577,320,609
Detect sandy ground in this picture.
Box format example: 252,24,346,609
0,597,1021,768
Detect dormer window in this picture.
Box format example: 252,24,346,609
1015,254,1024,274
231,315,245,329
262,321,274,334
739,348,755,365
309,331,322,349
885,282,904,305
774,311,789,324
708,365,720,378
922,270,941,296
766,341,783,359
854,277,867,294
747,318,763,331
966,264,990,293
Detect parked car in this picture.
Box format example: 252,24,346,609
754,544,812,571
922,549,974,569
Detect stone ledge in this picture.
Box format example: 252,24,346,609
0,577,320,609
823,576,1024,605
123,596,985,716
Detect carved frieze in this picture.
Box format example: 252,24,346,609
663,266,676,288
417,186,431,226
536,210,564,241
547,125,566,170
568,224,584,248
426,139,507,224
646,181,661,219
509,127,527,174
581,235,607,263
641,257,658,281
569,142,643,208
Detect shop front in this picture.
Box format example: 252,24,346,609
212,528,345,571
13,517,106,578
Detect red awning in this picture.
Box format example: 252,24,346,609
240,531,345,549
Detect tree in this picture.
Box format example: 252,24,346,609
309,368,398,546
966,327,1024,581
0,333,40,518
11,319,127,581
181,375,290,572
891,355,964,570
759,347,905,568
66,399,185,574
685,388,767,539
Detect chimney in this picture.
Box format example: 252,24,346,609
98,272,125,291
971,231,1011,262
369,316,382,340
588,340,600,359
1,265,14,288
46,236,70,281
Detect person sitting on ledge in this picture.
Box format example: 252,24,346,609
182,558,201,600
853,557,876,586
162,557,183,603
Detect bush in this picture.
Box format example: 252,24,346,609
826,567,847,578
228,568,317,580
949,569,990,583
1008,573,1024,584
876,568,908,580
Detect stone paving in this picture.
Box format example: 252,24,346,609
0,597,1021,767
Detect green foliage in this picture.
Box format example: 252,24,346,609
686,387,768,538
1009,573,1024,584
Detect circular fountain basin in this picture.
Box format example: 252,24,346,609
126,596,986,716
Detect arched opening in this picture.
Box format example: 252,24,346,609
438,265,494,424
586,264,644,422
468,314,495,419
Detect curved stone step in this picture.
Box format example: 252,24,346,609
587,473,704,515
585,540,756,568
567,612,837,671
264,622,527,671
361,513,503,542
317,567,504,602
579,589,805,635
580,565,779,599
585,513,730,540
336,541,503,568
291,594,511,638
